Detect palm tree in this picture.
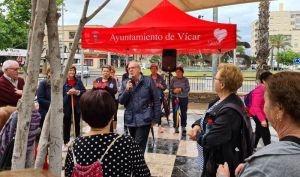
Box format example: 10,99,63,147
269,34,291,69
256,0,270,78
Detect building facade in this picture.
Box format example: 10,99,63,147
251,4,300,57
43,25,127,69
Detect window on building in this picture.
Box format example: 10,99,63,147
295,14,300,29
69,32,76,39
84,59,93,66
69,43,73,50
295,43,298,48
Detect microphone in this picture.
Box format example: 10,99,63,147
127,75,134,91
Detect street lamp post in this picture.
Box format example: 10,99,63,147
212,7,219,89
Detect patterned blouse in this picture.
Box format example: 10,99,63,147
64,133,151,177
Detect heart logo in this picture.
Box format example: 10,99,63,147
214,28,228,43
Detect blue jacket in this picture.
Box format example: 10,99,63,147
37,79,51,120
119,75,160,127
63,78,86,115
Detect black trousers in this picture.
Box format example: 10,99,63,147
172,97,188,128
252,116,271,147
63,111,80,144
110,100,119,132
128,125,151,153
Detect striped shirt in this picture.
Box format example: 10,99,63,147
0,110,41,158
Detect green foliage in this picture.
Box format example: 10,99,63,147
150,55,160,63
236,46,245,55
177,56,188,65
276,50,300,65
0,0,30,49
270,34,291,52
0,0,63,50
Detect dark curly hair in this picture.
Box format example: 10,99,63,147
79,89,116,128
259,71,272,83
265,72,300,125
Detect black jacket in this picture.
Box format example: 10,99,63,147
63,78,86,115
193,93,243,177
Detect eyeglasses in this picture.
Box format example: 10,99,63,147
7,68,20,71
128,66,138,70
214,77,222,81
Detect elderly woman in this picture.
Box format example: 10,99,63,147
189,63,244,177
64,89,151,177
150,63,167,133
63,65,86,151
93,65,117,132
170,66,190,134
217,72,300,177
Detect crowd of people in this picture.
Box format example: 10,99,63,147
0,59,300,177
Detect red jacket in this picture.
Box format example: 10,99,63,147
249,83,267,122
0,76,25,107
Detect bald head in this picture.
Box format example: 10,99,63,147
128,60,141,79
2,60,20,80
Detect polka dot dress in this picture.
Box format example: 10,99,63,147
65,133,151,177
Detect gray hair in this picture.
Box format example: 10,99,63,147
2,60,19,71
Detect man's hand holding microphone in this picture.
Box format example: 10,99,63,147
126,75,134,92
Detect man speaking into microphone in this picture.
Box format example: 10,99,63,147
119,60,160,152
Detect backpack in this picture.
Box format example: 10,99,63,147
221,103,255,161
71,134,122,177
243,90,253,108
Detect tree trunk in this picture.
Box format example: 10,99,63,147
45,0,65,175
34,1,111,175
270,47,274,70
23,0,38,77
11,0,49,169
256,0,270,79
34,110,50,168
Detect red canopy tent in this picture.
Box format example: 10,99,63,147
81,0,236,54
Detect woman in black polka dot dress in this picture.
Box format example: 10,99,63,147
64,89,151,177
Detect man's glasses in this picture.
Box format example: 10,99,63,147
128,66,138,70
7,68,19,71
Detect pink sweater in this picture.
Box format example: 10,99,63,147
249,83,267,122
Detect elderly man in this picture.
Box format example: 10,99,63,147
0,60,24,107
119,61,160,152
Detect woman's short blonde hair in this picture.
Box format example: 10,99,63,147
218,63,243,92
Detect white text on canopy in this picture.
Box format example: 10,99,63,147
109,32,201,43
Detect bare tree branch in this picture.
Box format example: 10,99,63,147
86,0,110,22
34,109,50,169
63,0,111,78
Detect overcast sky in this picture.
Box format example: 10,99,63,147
60,0,300,43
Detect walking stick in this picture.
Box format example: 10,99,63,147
151,126,155,141
71,94,76,137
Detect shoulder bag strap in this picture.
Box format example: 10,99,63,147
71,145,77,165
99,134,123,162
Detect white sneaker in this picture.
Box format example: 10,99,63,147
62,144,68,152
